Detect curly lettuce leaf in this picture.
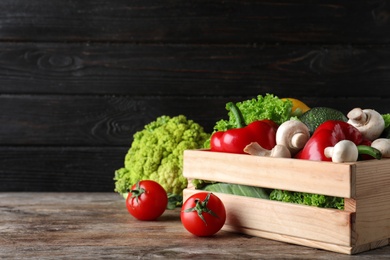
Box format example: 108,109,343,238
381,113,390,138
269,189,344,210
215,93,293,131
203,93,293,148
383,113,390,128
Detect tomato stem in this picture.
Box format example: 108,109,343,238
130,181,145,203
183,193,219,225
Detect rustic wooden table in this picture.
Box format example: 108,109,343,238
1,193,390,259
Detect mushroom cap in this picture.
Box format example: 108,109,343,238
371,138,390,157
324,140,358,163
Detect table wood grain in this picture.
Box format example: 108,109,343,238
1,192,390,259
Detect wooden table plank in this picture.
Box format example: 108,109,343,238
0,0,389,44
1,43,390,98
1,192,390,259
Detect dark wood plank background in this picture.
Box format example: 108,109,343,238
1,0,389,192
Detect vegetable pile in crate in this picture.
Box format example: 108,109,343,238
183,151,390,255
183,94,390,254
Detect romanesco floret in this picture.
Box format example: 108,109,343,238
114,115,210,198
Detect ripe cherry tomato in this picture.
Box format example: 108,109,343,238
126,180,168,221
181,192,226,236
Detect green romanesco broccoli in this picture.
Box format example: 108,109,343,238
114,115,210,199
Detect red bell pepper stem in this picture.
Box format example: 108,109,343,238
210,102,277,154
226,102,246,128
357,145,382,160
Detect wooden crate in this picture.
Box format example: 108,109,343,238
182,149,390,255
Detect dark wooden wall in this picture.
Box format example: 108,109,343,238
1,0,389,192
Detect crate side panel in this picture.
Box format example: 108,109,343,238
183,150,353,198
354,159,390,246
351,239,390,255
183,189,352,246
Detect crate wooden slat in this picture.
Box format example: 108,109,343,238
352,162,390,246
184,150,355,198
182,150,390,255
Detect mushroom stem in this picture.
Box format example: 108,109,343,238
347,108,385,141
276,120,310,156
291,132,309,150
244,142,291,158
347,108,368,127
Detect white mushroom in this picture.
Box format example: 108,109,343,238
324,140,359,163
347,108,385,141
275,120,310,156
371,138,390,158
244,142,291,158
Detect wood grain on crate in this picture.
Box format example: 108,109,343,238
352,160,390,246
183,189,353,254
183,149,355,198
183,150,390,254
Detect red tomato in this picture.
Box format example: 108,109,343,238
181,192,226,236
126,180,168,221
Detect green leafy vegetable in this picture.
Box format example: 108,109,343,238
204,93,293,148
203,183,270,199
215,93,292,130
269,189,344,210
381,113,390,138
382,113,390,129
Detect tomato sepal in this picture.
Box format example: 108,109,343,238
126,180,168,221
183,192,220,225
129,181,146,204
181,192,226,237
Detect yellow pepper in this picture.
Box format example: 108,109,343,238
282,98,310,116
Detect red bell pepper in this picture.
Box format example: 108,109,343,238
210,102,277,154
295,120,381,161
